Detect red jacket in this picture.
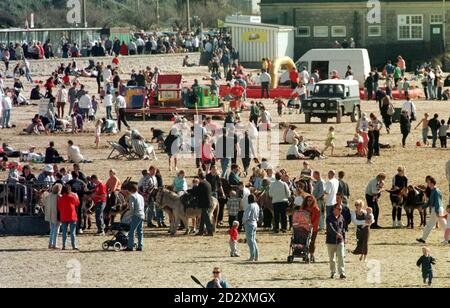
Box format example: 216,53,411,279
309,206,320,232
228,228,238,241
57,193,80,223
120,44,128,56
289,71,299,83
92,182,107,203
230,85,244,98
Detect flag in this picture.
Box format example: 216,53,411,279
30,13,35,28
25,17,29,29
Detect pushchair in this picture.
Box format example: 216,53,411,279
102,210,136,252
287,209,313,263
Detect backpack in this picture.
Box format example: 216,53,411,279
387,103,395,116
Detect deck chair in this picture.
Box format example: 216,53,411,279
131,139,157,161
107,142,133,160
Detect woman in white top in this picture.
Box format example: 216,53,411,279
103,91,113,120
56,85,69,118
287,139,305,160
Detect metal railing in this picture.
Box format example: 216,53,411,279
0,181,49,216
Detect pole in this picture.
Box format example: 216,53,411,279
83,0,87,28
156,0,160,27
443,0,447,48
186,0,191,32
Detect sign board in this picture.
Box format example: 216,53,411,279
242,31,267,43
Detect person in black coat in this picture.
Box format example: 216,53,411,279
194,173,213,236
400,111,411,147
365,73,374,101
44,141,64,164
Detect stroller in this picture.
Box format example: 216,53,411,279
102,210,136,252
287,209,313,263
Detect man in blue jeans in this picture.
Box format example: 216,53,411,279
126,183,145,252
215,128,234,178
91,175,107,236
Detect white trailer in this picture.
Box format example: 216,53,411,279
224,21,295,64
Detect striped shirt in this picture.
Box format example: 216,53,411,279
227,197,241,216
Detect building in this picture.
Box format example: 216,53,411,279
224,20,295,65
260,0,449,66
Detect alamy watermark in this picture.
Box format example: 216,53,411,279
66,259,81,285
66,0,82,25
366,259,382,284
367,0,381,24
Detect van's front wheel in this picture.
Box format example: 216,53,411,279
320,117,328,123
336,108,342,124
305,113,312,123
351,105,361,123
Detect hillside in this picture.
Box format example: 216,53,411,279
0,0,252,30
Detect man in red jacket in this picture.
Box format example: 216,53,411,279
91,175,107,236
58,185,80,250
289,68,299,89
230,82,244,111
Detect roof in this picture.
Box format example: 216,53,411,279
317,79,360,86
157,74,182,85
223,21,294,31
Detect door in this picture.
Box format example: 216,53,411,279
430,24,444,53
311,61,329,81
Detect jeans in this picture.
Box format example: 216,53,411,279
156,209,165,226
427,82,435,99
25,70,33,83
79,108,88,120
95,202,106,233
48,223,60,247
273,202,288,231
69,101,75,115
261,82,270,98
245,224,259,260
431,130,438,147
326,206,334,220
327,243,345,276
373,130,380,155
367,131,374,160
366,194,380,226
106,106,113,120
221,158,231,178
2,109,11,127
318,199,325,230
199,207,213,235
421,210,447,241
118,108,129,131
128,216,144,249
402,132,409,147
61,221,77,249
147,201,156,226
422,127,429,144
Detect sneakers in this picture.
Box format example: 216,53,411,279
392,221,397,228
441,240,449,245
96,232,105,236
340,274,347,280
330,273,335,279
416,238,426,244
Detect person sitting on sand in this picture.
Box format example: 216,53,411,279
286,139,306,160
67,140,85,164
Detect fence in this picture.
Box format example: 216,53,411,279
0,181,48,217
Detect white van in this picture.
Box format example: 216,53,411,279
280,48,371,86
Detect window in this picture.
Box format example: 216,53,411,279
331,26,346,37
368,25,381,37
430,14,443,24
314,26,328,37
296,26,310,37
398,15,423,40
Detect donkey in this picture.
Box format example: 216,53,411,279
155,188,219,236
404,185,427,229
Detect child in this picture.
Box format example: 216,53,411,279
445,205,450,244
354,130,365,157
88,106,96,122
94,119,102,149
416,247,436,286
403,78,410,98
321,126,336,157
228,221,240,257
365,207,374,226
273,98,286,117
227,190,241,228
438,119,448,148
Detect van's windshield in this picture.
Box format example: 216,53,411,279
313,84,345,98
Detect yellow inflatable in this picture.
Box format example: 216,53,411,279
270,57,296,89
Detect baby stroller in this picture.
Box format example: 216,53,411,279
287,209,313,263
102,210,136,252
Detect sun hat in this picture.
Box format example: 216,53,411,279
44,165,54,173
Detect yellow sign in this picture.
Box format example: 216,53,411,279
242,31,267,43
